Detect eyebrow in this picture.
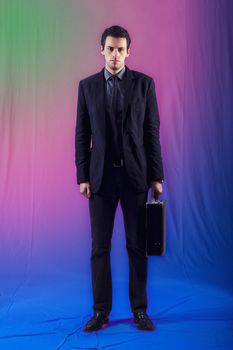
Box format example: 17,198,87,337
107,46,125,49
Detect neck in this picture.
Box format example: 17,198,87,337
105,63,125,76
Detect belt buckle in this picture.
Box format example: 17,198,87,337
113,159,123,167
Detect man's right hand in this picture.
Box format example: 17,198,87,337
80,181,91,199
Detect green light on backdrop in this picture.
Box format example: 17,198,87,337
0,0,69,83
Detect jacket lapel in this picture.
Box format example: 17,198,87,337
122,65,136,129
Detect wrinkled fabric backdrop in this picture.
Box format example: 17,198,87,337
0,0,232,349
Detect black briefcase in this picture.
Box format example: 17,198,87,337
145,195,166,256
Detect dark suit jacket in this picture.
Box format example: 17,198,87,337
75,64,164,193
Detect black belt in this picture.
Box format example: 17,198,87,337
112,158,124,167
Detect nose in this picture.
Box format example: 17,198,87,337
113,48,119,58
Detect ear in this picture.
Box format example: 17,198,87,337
100,45,104,55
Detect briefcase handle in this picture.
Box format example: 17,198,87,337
149,191,162,204
148,187,164,203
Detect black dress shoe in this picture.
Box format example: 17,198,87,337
133,311,155,331
83,311,109,332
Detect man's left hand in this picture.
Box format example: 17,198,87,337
151,181,163,199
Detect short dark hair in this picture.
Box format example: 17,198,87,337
101,25,131,51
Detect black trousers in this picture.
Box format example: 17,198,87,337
88,162,149,315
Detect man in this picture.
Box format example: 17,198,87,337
75,25,164,332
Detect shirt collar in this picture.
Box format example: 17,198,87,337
104,65,126,81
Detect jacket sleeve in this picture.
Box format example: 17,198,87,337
143,78,164,182
75,80,92,185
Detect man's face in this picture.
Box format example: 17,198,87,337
101,36,130,73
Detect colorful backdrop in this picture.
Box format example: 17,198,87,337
0,0,232,349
